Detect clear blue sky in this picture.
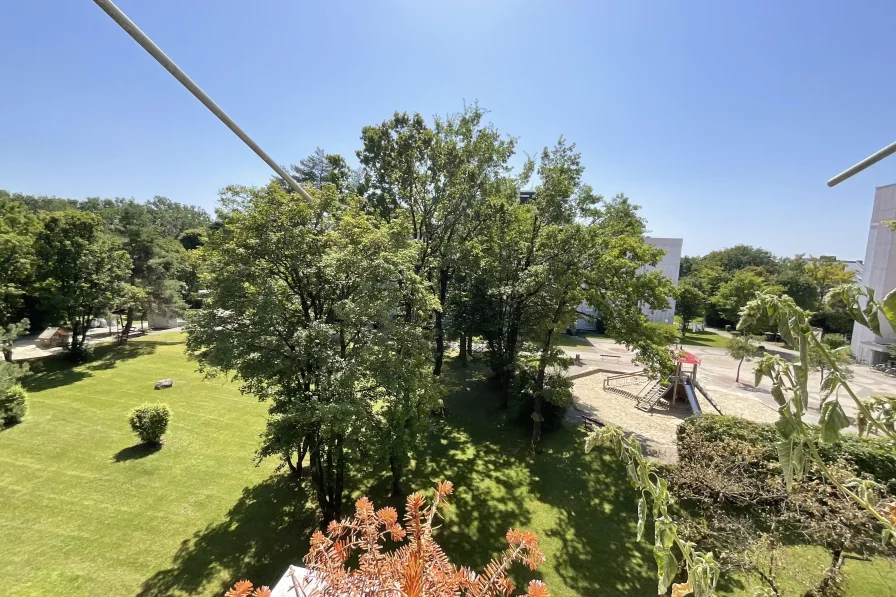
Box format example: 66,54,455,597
2,1,895,258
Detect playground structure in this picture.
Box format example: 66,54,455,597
602,349,723,415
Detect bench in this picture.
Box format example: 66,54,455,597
599,354,621,362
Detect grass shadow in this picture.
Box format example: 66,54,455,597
21,340,174,392
530,428,657,595
112,443,162,462
138,475,316,597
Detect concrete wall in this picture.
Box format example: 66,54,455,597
641,237,682,324
851,184,896,363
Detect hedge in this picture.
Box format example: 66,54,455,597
678,414,896,486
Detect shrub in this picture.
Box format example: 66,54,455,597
678,414,896,486
0,384,27,426
515,362,572,432
129,404,171,444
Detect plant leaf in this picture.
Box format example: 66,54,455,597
819,400,850,443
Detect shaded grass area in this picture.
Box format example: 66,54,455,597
551,333,597,350
2,334,892,596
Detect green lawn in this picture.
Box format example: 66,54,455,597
1,334,892,596
679,329,731,349
551,333,596,350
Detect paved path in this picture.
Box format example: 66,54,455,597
563,333,896,428
10,323,186,361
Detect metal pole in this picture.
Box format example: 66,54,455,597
91,0,313,201
827,140,896,188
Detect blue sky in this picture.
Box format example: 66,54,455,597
2,1,895,258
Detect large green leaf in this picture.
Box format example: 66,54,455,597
653,546,678,595
776,437,806,489
774,405,798,439
819,400,850,443
881,287,896,331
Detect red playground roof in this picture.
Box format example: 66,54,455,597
677,350,701,365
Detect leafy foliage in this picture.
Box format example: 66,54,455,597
32,211,132,351
128,403,171,445
675,281,705,337
674,416,892,595
740,291,896,547
187,183,438,519
585,425,720,596
725,334,762,382
0,384,27,426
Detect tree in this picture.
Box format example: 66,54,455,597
33,211,131,354
701,244,777,274
805,256,855,300
358,104,515,376
187,183,437,521
808,341,852,387
113,201,186,341
0,198,40,328
726,334,761,382
675,280,705,338
290,147,353,192
712,270,772,324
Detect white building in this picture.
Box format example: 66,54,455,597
574,236,683,330
641,237,682,324
851,184,896,364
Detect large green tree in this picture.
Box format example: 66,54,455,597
674,280,705,337
357,104,515,376
33,211,131,353
114,201,186,340
187,183,437,520
0,199,40,328
712,270,774,324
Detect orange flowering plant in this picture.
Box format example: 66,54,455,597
224,481,548,597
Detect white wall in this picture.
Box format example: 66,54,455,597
641,237,682,324
851,184,896,363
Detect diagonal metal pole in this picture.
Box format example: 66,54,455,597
91,0,313,201
827,140,896,187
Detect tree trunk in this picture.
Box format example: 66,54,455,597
389,454,403,497
120,307,135,345
285,440,307,478
736,357,744,382
2,348,12,363
501,307,522,410
531,329,554,449
459,333,468,367
467,335,473,356
70,319,81,351
432,271,450,377
310,434,344,524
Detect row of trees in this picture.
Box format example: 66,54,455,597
0,190,210,355
675,245,857,336
187,104,677,522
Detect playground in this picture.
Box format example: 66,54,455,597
565,333,896,462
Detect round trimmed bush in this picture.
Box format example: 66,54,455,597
0,384,27,426
129,404,171,445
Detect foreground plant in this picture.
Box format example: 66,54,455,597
224,481,548,597
741,291,896,544
585,426,719,597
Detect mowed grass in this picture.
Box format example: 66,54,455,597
1,334,893,596
679,329,731,349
